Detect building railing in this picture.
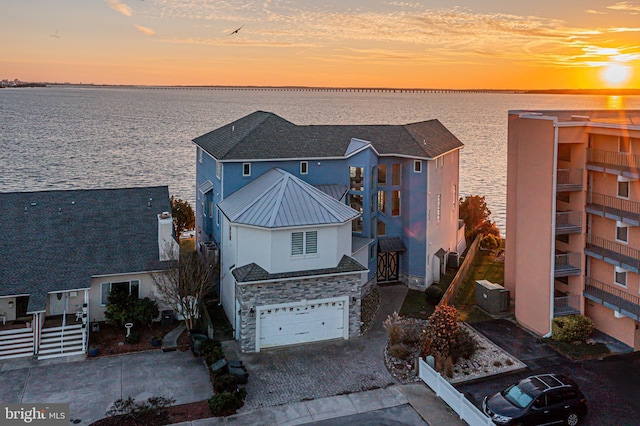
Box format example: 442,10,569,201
584,277,640,321
587,149,640,172
555,211,582,235
554,252,582,277
553,295,581,317
585,234,640,272
556,169,583,192
586,192,640,225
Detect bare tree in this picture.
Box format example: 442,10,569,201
152,248,218,331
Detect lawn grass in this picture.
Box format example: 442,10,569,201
454,248,504,323
399,269,456,320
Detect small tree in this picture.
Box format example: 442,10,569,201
171,196,195,243
459,195,500,241
152,250,217,330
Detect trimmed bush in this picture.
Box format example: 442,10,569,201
389,343,412,360
552,315,594,343
200,339,222,355
204,346,225,366
208,391,244,416
425,285,444,306
449,327,476,363
213,374,238,393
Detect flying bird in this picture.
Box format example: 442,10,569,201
229,25,244,36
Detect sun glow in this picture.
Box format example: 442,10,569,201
601,63,632,87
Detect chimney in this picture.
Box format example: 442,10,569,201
158,212,179,261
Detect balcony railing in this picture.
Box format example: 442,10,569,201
586,192,640,226
556,169,583,192
584,277,640,321
554,295,581,317
555,211,582,235
585,234,640,273
554,252,582,277
587,149,640,175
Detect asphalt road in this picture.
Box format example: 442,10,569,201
455,320,640,426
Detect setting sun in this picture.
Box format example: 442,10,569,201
602,64,632,87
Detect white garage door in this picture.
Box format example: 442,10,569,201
257,298,347,350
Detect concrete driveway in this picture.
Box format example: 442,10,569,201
0,350,212,425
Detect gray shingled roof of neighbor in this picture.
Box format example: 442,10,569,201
232,255,367,283
0,187,173,313
218,168,359,228
193,111,464,161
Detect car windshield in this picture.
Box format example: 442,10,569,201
502,384,534,409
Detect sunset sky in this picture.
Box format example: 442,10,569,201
2,0,640,89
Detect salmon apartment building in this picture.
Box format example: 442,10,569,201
506,109,640,352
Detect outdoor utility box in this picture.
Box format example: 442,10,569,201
475,280,510,314
161,310,174,326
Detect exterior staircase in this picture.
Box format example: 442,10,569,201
0,327,34,360
38,324,85,360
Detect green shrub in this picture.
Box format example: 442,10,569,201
389,343,412,360
213,374,238,393
481,234,500,251
200,339,222,356
208,391,244,416
204,346,225,366
552,315,594,343
449,327,476,363
106,395,175,421
105,289,159,328
125,330,141,344
425,285,444,306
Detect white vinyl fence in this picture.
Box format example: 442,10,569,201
418,357,494,426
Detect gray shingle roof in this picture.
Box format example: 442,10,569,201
0,187,173,313
218,168,359,228
193,111,463,161
232,255,367,283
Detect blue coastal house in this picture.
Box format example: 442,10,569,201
193,111,465,351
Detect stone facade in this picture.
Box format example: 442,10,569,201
236,273,362,352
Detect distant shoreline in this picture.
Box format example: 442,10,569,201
4,83,640,95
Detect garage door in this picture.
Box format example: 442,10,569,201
257,298,347,350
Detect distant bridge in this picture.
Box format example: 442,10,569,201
135,86,520,94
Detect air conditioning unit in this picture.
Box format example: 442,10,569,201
475,280,510,314
448,252,460,268
200,241,219,265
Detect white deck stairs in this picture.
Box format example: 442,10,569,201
0,327,34,360
38,324,85,360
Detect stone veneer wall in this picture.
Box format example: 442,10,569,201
236,273,362,352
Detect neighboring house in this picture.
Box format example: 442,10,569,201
193,111,465,352
0,186,178,360
506,109,640,352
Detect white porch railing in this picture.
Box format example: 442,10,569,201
418,357,494,426
0,327,34,360
38,324,85,360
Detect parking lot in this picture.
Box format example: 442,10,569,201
455,320,640,426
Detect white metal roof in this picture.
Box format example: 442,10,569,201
218,168,359,228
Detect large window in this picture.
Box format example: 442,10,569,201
100,280,140,306
291,231,318,256
392,190,401,216
618,181,630,198
616,223,629,243
378,190,386,213
350,166,364,191
392,164,401,185
378,164,387,185
350,194,363,232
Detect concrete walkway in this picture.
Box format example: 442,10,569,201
163,323,187,351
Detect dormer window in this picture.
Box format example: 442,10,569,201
243,163,251,177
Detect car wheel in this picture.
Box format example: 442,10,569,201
566,412,580,426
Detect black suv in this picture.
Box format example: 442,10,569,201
482,374,587,426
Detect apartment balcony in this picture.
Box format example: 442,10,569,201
554,252,582,277
555,211,582,235
586,192,640,226
586,149,640,179
584,277,640,322
585,234,640,273
556,169,583,192
553,294,581,317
